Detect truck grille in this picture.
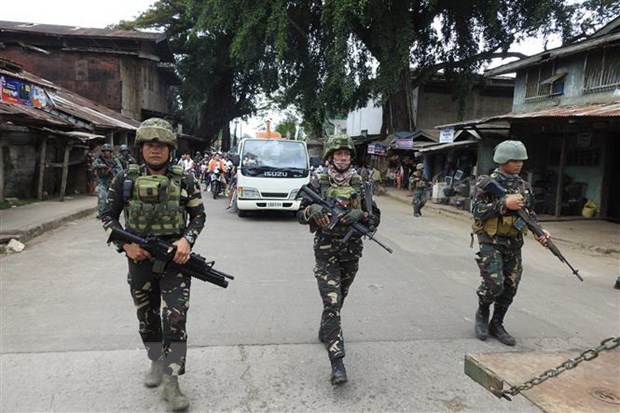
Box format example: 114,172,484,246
260,192,288,198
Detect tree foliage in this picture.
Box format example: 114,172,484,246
118,0,619,143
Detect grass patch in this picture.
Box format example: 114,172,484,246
0,199,37,210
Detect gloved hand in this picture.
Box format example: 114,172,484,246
306,204,326,222
340,209,365,225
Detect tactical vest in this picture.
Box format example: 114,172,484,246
316,173,363,237
412,172,427,189
124,164,188,236
472,173,529,238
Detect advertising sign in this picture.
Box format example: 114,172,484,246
439,127,455,143
367,144,387,156
1,76,32,105
395,138,413,150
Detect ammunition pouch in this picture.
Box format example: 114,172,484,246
473,215,528,237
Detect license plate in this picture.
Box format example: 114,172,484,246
266,202,283,207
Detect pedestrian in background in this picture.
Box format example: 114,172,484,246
101,118,206,412
91,143,123,218
471,140,550,347
118,144,137,171
297,133,381,385
410,163,430,217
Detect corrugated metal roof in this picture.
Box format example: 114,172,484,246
417,139,479,153
436,101,620,129
0,101,67,125
0,21,165,41
1,64,139,131
485,32,620,77
0,67,56,89
50,89,139,130
0,20,174,62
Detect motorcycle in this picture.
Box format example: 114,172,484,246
209,167,226,199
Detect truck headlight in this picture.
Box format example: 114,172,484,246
238,187,260,199
289,189,300,200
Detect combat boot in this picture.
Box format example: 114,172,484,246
474,304,490,341
161,375,190,412
489,305,516,346
330,357,348,385
144,356,164,388
474,304,489,341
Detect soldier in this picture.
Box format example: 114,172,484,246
101,118,205,412
297,134,381,385
471,140,549,346
91,143,123,218
410,163,430,217
118,144,137,171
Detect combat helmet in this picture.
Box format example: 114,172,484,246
101,143,113,152
493,140,528,164
323,133,356,160
416,163,424,170
119,144,130,152
135,118,177,148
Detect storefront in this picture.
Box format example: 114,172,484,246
436,104,620,220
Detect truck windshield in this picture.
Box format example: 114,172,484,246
240,140,308,178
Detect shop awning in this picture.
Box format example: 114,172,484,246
385,129,437,150
436,100,620,129
417,139,479,154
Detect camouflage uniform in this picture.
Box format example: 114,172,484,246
101,119,205,381
298,159,380,363
91,147,123,216
472,169,535,308
119,145,137,171
410,167,430,216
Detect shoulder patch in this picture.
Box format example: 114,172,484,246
170,165,184,177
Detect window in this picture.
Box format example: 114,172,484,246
525,61,563,99
583,46,620,92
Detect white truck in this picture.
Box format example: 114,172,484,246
233,137,311,217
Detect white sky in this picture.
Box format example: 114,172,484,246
2,0,157,28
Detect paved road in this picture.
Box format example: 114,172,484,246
1,193,618,412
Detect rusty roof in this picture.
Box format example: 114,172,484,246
1,62,139,132
0,21,166,41
485,32,620,77
0,21,174,62
436,100,620,129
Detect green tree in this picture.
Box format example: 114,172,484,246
275,115,298,139
219,0,619,136
117,0,270,150
119,0,619,144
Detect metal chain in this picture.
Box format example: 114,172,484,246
501,336,620,400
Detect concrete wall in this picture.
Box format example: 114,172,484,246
416,92,513,130
346,99,383,136
345,81,513,137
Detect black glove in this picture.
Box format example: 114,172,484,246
340,209,365,225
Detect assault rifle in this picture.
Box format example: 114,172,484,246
477,176,583,282
107,227,235,288
297,184,393,254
